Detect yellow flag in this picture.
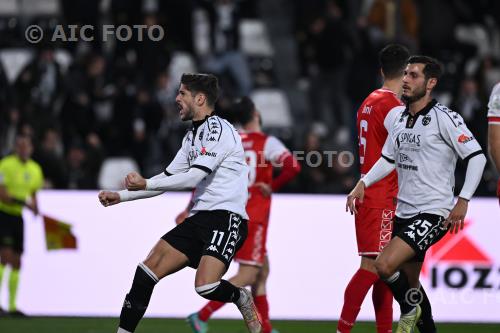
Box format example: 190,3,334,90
43,215,77,250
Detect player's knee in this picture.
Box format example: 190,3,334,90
374,258,393,279
257,266,269,283
195,281,222,300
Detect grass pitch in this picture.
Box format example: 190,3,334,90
0,317,499,333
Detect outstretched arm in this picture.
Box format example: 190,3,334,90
125,168,208,192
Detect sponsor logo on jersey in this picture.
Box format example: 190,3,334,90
458,134,474,144
422,114,431,126
399,153,413,163
200,147,217,157
398,132,421,147
397,163,418,171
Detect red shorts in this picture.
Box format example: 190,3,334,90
234,221,268,267
354,205,394,257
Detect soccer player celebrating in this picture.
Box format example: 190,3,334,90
347,56,487,333
337,44,409,333
185,96,301,333
98,74,262,333
487,82,500,204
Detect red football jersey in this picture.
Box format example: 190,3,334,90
357,89,402,208
240,131,289,224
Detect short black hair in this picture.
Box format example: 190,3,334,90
180,73,220,107
379,44,410,79
408,55,443,80
233,96,256,126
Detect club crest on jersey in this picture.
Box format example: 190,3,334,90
458,134,474,144
422,114,431,126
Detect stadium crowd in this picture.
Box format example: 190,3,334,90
0,0,499,196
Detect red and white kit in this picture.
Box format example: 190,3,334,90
356,89,402,256
235,131,300,266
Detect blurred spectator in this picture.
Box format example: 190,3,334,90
366,0,418,50
0,0,497,197
32,128,68,189
61,53,115,148
66,134,104,189
296,129,330,193
307,0,355,134
198,0,253,96
14,46,65,133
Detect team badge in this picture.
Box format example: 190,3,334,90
422,115,431,126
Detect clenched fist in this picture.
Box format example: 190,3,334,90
125,172,147,191
98,191,121,207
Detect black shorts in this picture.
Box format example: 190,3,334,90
162,210,248,269
0,210,24,253
392,213,448,262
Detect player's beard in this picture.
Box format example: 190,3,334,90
180,104,195,121
402,83,427,104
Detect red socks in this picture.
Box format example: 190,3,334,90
198,301,225,321
337,269,379,333
254,295,272,333
372,279,393,333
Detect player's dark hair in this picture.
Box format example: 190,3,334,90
408,55,443,80
233,96,256,126
379,44,409,79
180,73,219,107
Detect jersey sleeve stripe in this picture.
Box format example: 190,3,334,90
381,154,395,164
221,119,237,143
191,164,213,174
435,105,459,127
488,116,500,124
164,170,173,176
216,117,223,141
463,150,484,163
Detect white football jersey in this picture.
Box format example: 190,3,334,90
382,100,483,218
487,82,500,125
166,115,249,219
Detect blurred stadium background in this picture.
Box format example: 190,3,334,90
0,0,499,332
